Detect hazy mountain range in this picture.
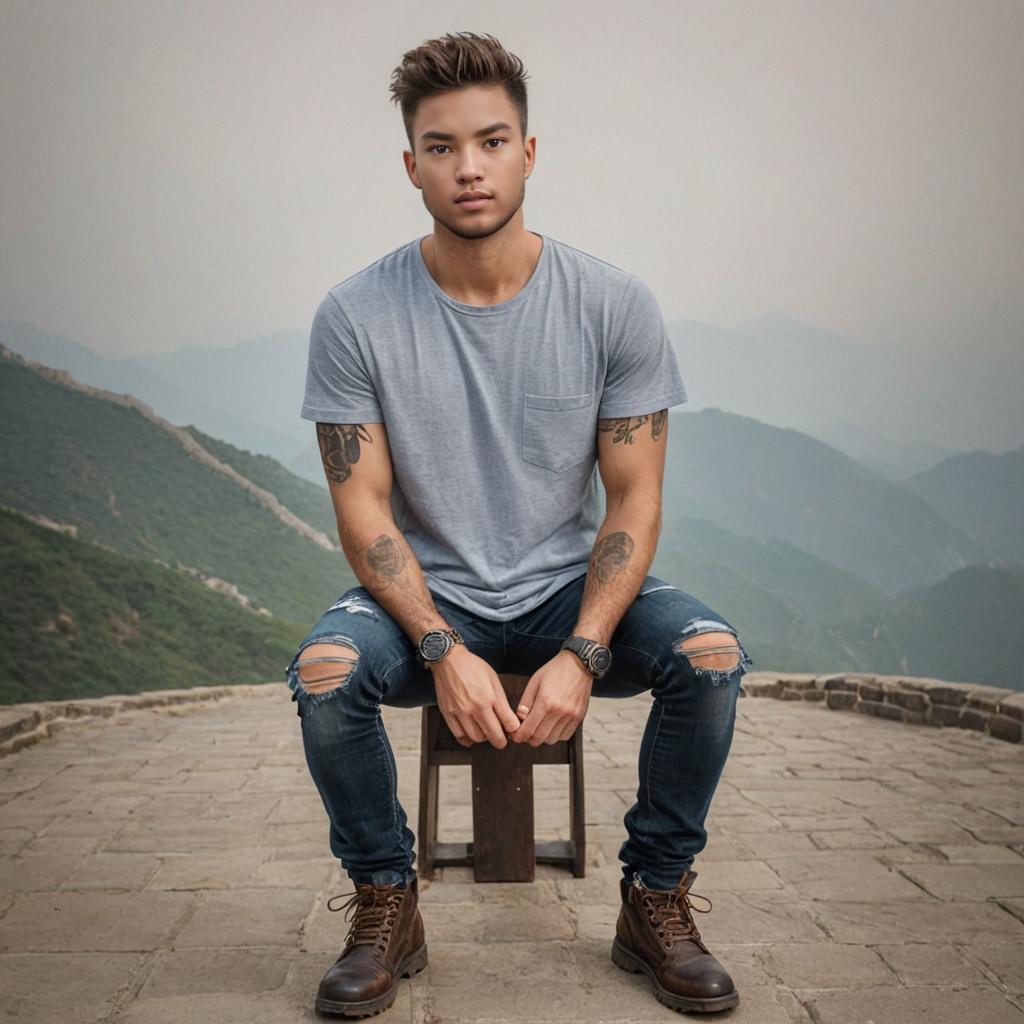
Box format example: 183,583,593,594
2,333,1021,701
5,312,1022,487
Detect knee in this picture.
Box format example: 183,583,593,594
294,641,360,695
673,630,744,673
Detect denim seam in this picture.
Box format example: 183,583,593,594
381,652,416,688
375,711,405,862
637,696,666,853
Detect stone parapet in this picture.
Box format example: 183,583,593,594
742,672,1024,744
0,684,278,757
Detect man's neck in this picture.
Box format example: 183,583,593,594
420,222,543,307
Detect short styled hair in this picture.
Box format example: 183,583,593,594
388,31,529,149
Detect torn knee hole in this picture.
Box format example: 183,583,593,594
673,631,743,672
296,642,359,695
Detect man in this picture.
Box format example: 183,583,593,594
287,30,752,1018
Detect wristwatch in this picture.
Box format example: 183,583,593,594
561,635,613,679
416,626,465,669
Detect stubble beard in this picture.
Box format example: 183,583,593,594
422,175,527,241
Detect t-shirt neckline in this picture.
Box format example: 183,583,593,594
412,231,548,316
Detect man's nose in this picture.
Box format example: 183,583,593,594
456,154,483,183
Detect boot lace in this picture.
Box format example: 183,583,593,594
327,883,404,958
635,876,713,954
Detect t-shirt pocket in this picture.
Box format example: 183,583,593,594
521,391,598,473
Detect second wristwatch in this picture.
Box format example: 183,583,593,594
561,634,613,679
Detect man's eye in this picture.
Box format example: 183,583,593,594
429,144,450,154
485,138,505,149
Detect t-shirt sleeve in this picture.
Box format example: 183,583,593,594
299,291,384,423
597,275,688,419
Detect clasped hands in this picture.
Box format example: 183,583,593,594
430,646,593,750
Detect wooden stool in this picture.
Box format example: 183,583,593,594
417,672,586,882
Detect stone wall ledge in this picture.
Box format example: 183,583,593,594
4,673,1022,757
0,683,281,757
742,671,1023,744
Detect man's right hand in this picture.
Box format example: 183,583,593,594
429,646,522,749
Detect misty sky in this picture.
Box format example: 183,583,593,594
1,0,1021,364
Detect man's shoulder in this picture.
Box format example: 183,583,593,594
544,234,637,291
324,237,419,307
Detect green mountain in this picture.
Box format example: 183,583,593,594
651,514,888,675
184,425,336,539
904,444,1024,564
0,346,356,624
661,409,984,594
834,563,1024,692
0,505,306,704
0,320,305,468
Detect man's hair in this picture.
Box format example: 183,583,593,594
389,31,529,149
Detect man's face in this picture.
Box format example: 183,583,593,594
403,84,536,241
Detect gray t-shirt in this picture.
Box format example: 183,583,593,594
301,231,688,621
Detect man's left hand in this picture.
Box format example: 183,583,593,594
510,649,594,745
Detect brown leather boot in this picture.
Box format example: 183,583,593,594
315,876,428,1017
612,868,739,1013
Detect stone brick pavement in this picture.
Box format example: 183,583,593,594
0,675,1022,1023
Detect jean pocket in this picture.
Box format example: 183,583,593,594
521,391,597,473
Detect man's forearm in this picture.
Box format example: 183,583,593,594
572,495,661,645
337,507,450,643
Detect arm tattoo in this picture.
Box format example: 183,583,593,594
597,410,667,444
588,530,634,585
363,534,407,589
651,410,667,440
316,423,372,484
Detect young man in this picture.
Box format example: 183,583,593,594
287,31,752,1018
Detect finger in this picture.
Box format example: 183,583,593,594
555,717,579,743
458,713,485,746
530,713,561,747
515,704,541,745
477,705,509,749
492,692,522,735
512,675,543,740
440,708,467,746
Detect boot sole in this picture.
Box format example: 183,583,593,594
315,942,429,1018
611,937,739,1013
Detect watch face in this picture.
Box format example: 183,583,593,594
591,646,612,674
420,630,451,662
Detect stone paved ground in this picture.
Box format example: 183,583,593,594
0,677,1023,1023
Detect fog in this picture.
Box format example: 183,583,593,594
2,0,1021,444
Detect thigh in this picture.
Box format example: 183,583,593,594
285,585,504,712
608,576,752,694
285,587,417,713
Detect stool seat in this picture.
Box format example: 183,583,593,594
417,672,586,882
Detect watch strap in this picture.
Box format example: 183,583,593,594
561,634,610,677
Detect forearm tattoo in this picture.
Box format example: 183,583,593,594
597,410,668,445
589,530,635,585
363,534,407,589
316,423,372,484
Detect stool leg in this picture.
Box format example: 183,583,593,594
418,708,439,880
570,726,586,877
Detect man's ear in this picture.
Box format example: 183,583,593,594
524,134,537,179
403,149,422,190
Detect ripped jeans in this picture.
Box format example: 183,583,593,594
284,572,752,892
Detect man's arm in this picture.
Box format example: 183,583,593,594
316,421,447,640
573,410,667,643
